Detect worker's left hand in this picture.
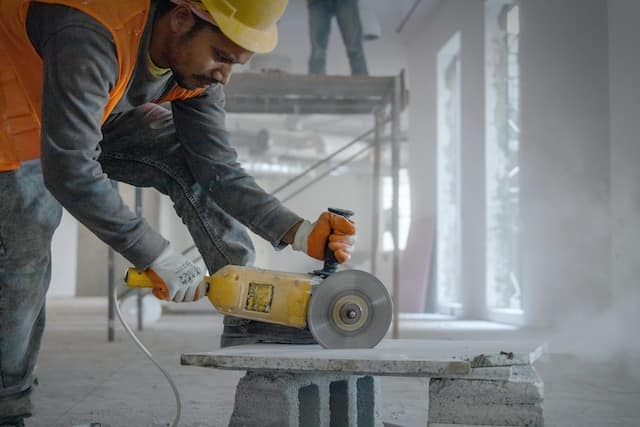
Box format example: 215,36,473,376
291,212,356,263
147,244,207,302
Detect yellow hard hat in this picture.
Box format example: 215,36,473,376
200,0,288,54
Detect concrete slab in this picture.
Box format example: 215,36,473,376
181,339,543,377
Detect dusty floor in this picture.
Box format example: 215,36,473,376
23,298,640,427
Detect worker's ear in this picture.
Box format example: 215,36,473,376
169,5,196,36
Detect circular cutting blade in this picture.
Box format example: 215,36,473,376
308,270,392,349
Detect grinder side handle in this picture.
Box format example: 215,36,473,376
321,207,354,275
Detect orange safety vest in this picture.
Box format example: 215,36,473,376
0,0,205,171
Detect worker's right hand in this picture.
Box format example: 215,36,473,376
147,244,207,302
292,212,356,263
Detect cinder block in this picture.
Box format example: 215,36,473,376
429,401,543,426
428,366,544,426
429,366,543,406
228,370,383,427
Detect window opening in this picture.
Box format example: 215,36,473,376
485,1,522,319
436,32,462,314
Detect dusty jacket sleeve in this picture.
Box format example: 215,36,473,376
38,25,168,268
171,85,302,248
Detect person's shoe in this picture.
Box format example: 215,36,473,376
0,417,25,427
220,315,317,347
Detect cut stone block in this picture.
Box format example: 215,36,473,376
429,366,543,405
181,339,543,377
429,366,544,426
228,371,383,427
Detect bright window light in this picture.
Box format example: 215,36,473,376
436,32,462,311
382,169,411,251
485,0,522,316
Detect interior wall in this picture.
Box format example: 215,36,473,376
405,0,486,316
519,0,611,328
609,0,640,357
405,0,616,325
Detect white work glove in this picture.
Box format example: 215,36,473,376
147,244,207,302
291,212,356,263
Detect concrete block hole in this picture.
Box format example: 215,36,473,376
330,380,349,426
357,376,375,426
299,384,321,427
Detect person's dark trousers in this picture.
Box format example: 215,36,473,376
0,160,60,422
307,0,369,75
0,103,255,419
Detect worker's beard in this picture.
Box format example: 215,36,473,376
173,71,218,90
172,71,197,90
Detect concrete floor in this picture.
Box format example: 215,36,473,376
25,298,640,427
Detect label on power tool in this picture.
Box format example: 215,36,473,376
245,282,274,313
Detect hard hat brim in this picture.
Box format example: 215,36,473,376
210,10,279,54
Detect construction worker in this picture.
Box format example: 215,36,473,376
307,0,369,75
0,0,357,424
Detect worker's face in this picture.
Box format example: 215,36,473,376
167,8,253,89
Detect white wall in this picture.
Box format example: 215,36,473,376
609,0,640,355
519,0,611,328
405,0,486,316
404,0,621,327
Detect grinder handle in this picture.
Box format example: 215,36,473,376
322,207,354,274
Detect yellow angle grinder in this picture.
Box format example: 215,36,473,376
125,208,393,349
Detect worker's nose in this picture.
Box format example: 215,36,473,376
214,64,233,85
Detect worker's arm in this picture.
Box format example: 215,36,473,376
32,7,167,270
171,88,303,249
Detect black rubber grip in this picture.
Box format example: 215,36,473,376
322,207,354,274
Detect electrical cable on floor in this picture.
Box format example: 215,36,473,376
113,285,182,427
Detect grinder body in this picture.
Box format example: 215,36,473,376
127,265,318,329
